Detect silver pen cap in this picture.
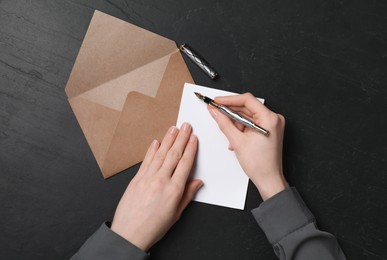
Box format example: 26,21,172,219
179,43,218,79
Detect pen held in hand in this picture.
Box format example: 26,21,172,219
194,92,270,136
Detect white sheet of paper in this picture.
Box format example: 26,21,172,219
176,83,264,210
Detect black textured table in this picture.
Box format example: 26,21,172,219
1,1,386,259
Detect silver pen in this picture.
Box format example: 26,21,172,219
194,92,269,136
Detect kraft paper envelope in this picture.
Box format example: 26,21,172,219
65,10,194,178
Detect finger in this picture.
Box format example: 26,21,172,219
208,108,243,146
160,123,192,176
226,105,255,118
233,120,245,132
147,126,179,174
214,93,271,117
171,134,198,183
228,121,245,150
177,179,203,216
136,139,160,178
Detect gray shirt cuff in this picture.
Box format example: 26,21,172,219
71,222,149,260
251,187,315,245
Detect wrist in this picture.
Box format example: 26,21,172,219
253,175,289,201
111,221,151,252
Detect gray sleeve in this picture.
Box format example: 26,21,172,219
251,187,346,260
70,222,149,260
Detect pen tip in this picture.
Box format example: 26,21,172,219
194,92,204,100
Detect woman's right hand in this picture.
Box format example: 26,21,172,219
208,93,288,200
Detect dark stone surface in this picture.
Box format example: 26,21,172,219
1,0,386,259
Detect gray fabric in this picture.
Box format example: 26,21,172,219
70,222,149,260
252,187,346,259
71,187,346,259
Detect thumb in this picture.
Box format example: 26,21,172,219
177,179,203,215
208,108,242,146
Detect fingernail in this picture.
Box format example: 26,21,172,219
196,181,204,190
209,109,218,118
189,134,197,143
181,122,191,132
169,126,178,134
151,139,159,147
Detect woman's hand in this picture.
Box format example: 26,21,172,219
111,123,203,251
209,93,288,200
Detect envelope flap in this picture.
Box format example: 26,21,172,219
65,10,177,99
75,53,172,112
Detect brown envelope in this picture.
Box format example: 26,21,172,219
65,10,194,178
